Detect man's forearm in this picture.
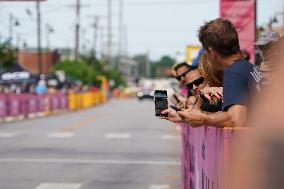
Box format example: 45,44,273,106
202,111,234,128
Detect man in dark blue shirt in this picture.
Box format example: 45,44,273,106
223,59,261,111
162,18,261,128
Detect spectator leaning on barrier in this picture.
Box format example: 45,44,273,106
171,55,223,113
195,54,223,113
172,62,209,108
255,31,280,86
172,62,197,107
162,18,261,128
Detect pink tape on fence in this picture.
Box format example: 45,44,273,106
181,124,242,189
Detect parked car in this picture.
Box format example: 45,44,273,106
137,89,154,100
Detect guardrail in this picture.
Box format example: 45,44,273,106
0,91,107,122
181,124,243,189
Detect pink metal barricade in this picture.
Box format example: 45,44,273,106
58,92,68,110
7,94,21,117
19,93,28,116
181,124,242,189
37,94,46,113
49,93,59,111
0,92,93,121
0,94,7,118
26,94,38,114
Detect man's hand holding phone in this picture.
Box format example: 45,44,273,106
159,105,186,123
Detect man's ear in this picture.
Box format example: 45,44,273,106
208,47,219,59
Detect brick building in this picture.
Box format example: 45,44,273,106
18,49,60,74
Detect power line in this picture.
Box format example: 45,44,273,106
0,0,217,8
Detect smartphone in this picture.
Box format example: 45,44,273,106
154,90,168,117
170,105,182,112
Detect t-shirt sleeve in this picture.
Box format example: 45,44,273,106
223,70,248,111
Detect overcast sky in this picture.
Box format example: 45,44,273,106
0,0,283,60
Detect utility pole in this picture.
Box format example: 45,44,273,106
46,24,54,50
92,16,99,58
36,0,43,74
118,0,124,60
107,0,112,66
9,13,13,46
145,51,151,77
124,24,128,57
74,0,81,61
46,24,50,50
16,33,21,49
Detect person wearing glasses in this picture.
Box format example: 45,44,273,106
172,58,223,112
172,62,198,107
162,18,261,128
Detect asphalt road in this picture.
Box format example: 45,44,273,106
0,98,181,189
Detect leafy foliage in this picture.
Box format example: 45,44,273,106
0,41,17,69
53,58,126,89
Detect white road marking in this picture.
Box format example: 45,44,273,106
149,185,170,189
35,183,81,189
47,132,74,138
0,158,181,166
105,133,131,139
0,132,16,138
162,134,180,140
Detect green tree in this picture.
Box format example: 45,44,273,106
0,41,17,69
53,57,127,89
153,55,175,77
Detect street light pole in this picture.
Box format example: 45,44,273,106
9,13,13,46
118,0,123,60
107,0,112,67
36,0,43,74
74,0,81,61
93,16,99,58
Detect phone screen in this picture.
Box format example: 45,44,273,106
154,90,168,117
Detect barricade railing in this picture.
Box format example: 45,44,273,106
181,124,244,189
0,91,107,122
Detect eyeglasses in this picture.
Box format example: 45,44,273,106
176,70,191,81
186,77,205,89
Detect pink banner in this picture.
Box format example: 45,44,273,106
0,94,7,118
7,94,21,116
58,93,68,110
220,0,256,63
181,124,242,189
49,94,59,111
27,94,38,113
37,94,46,112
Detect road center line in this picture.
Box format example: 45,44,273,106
0,158,181,166
0,132,17,138
47,132,74,138
162,134,180,140
105,133,131,139
149,185,171,189
59,116,96,133
35,183,82,189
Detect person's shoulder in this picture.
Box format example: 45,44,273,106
225,59,254,75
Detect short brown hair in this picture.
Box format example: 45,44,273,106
198,18,240,56
172,62,197,76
